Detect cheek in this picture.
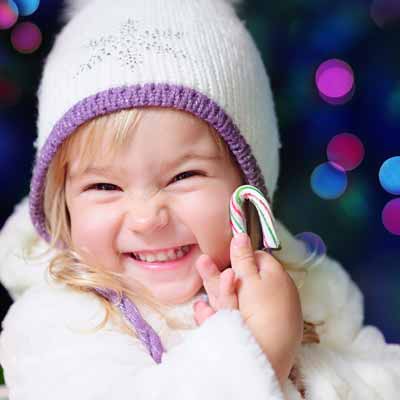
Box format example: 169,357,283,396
69,206,117,258
174,189,232,267
174,190,229,229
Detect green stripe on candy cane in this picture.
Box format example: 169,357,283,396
241,187,280,249
230,185,281,251
244,192,277,247
230,195,247,233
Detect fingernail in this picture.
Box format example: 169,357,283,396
233,233,249,248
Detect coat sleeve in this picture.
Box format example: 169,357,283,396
297,326,400,399
293,254,400,399
0,284,285,400
0,195,53,301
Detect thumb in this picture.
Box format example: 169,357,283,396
230,232,258,279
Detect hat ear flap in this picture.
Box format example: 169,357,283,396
60,0,96,25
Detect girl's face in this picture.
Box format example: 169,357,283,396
65,108,243,305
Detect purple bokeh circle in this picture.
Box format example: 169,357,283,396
382,198,400,235
10,21,42,53
295,232,327,257
315,59,355,105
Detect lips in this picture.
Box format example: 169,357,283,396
126,244,193,256
125,244,196,271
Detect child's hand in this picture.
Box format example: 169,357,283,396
193,254,238,325
230,233,304,388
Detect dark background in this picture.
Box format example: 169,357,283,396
1,0,399,383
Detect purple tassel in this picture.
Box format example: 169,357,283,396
94,287,165,363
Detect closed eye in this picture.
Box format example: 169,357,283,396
84,171,201,191
85,183,120,191
171,170,201,183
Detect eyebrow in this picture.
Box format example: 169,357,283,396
70,153,221,179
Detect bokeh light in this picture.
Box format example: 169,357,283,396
379,156,400,195
311,162,348,199
10,21,42,54
10,0,40,16
315,59,355,105
0,0,18,30
370,0,400,29
382,198,400,235
327,133,365,171
295,231,327,257
338,178,373,221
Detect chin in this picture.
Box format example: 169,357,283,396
154,292,196,306
128,272,204,306
152,283,203,306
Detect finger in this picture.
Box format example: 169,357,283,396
193,300,205,325
220,268,235,294
254,250,285,279
218,268,239,310
195,254,220,305
230,232,259,279
193,300,216,325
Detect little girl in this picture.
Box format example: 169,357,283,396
0,0,399,399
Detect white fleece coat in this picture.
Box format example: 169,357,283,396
0,196,399,400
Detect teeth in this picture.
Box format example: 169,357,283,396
133,245,190,263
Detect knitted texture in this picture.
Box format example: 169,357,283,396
30,84,269,244
27,0,282,364
29,0,281,244
95,288,165,363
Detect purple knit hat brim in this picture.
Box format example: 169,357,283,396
29,82,268,245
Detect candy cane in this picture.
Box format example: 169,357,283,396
230,184,281,251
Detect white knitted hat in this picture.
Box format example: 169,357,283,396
29,0,282,244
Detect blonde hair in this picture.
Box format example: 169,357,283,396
29,107,322,391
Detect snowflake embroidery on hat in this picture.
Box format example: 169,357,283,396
73,18,196,79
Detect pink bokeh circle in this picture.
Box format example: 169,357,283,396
327,133,365,171
382,198,400,235
0,0,18,30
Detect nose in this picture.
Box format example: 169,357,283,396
125,195,169,234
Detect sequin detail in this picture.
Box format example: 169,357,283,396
73,18,196,78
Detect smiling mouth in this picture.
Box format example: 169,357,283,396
124,244,196,269
130,244,191,261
